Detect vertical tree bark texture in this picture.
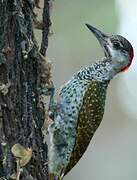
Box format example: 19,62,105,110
0,0,51,179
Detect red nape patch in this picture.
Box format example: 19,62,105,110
121,47,134,72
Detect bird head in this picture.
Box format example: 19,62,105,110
86,24,134,72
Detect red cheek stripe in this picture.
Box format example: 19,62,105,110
121,47,134,72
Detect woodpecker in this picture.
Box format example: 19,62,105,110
47,24,134,180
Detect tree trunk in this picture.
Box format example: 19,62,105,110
0,0,52,179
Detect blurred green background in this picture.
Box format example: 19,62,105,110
36,0,137,180
48,0,117,87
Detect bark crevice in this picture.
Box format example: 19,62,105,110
0,0,52,179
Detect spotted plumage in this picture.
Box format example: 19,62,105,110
47,25,134,180
64,81,108,174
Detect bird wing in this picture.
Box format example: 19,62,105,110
48,78,91,178
64,80,108,175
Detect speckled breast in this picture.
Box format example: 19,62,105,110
65,80,109,175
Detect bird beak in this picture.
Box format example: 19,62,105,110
85,24,110,57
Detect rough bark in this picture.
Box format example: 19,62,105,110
0,0,52,179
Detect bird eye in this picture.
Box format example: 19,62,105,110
113,41,121,49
